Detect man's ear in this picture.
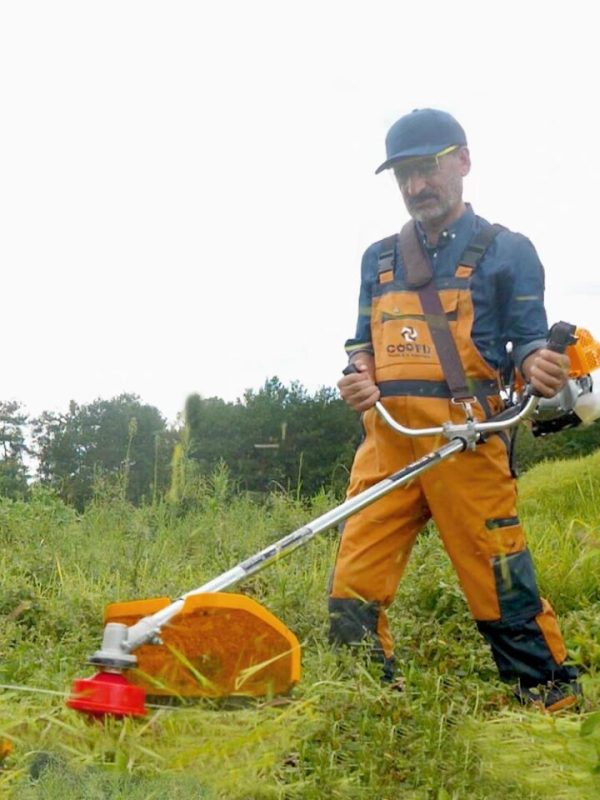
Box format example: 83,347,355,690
457,146,471,177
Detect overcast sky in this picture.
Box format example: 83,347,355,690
1,1,598,424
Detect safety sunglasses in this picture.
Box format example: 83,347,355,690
393,145,460,187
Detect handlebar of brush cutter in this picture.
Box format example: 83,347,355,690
342,320,577,440
341,362,538,438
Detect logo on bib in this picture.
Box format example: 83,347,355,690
386,341,432,357
383,322,432,359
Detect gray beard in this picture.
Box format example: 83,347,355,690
407,175,463,225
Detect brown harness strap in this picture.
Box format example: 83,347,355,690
399,221,473,401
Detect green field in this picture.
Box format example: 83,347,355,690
1,453,600,799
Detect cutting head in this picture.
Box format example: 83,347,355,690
103,592,301,698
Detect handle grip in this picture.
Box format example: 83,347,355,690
342,363,361,376
546,321,578,354
527,321,577,398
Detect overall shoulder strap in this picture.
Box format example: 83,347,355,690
399,221,472,401
456,223,505,275
376,235,398,284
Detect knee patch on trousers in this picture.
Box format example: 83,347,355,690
328,597,395,679
329,597,381,648
491,548,542,624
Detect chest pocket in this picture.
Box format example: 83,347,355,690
372,289,460,382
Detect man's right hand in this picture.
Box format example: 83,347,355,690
337,354,380,412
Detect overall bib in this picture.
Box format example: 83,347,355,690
329,227,576,687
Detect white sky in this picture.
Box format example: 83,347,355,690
1,1,599,424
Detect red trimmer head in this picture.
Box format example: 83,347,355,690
67,671,147,717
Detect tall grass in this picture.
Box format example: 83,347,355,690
0,452,599,798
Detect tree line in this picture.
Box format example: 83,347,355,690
0,379,362,509
1,380,599,509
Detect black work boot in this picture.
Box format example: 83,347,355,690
514,679,583,713
378,656,404,692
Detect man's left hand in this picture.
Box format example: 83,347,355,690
521,348,570,398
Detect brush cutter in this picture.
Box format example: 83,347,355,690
67,322,600,717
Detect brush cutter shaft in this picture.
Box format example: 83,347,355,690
123,435,468,652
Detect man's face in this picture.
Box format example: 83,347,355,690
393,147,470,225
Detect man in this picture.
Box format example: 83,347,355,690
329,108,581,712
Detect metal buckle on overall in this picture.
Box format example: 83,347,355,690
451,396,477,421
442,397,479,450
446,396,479,450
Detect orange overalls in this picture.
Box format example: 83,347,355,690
329,228,577,687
